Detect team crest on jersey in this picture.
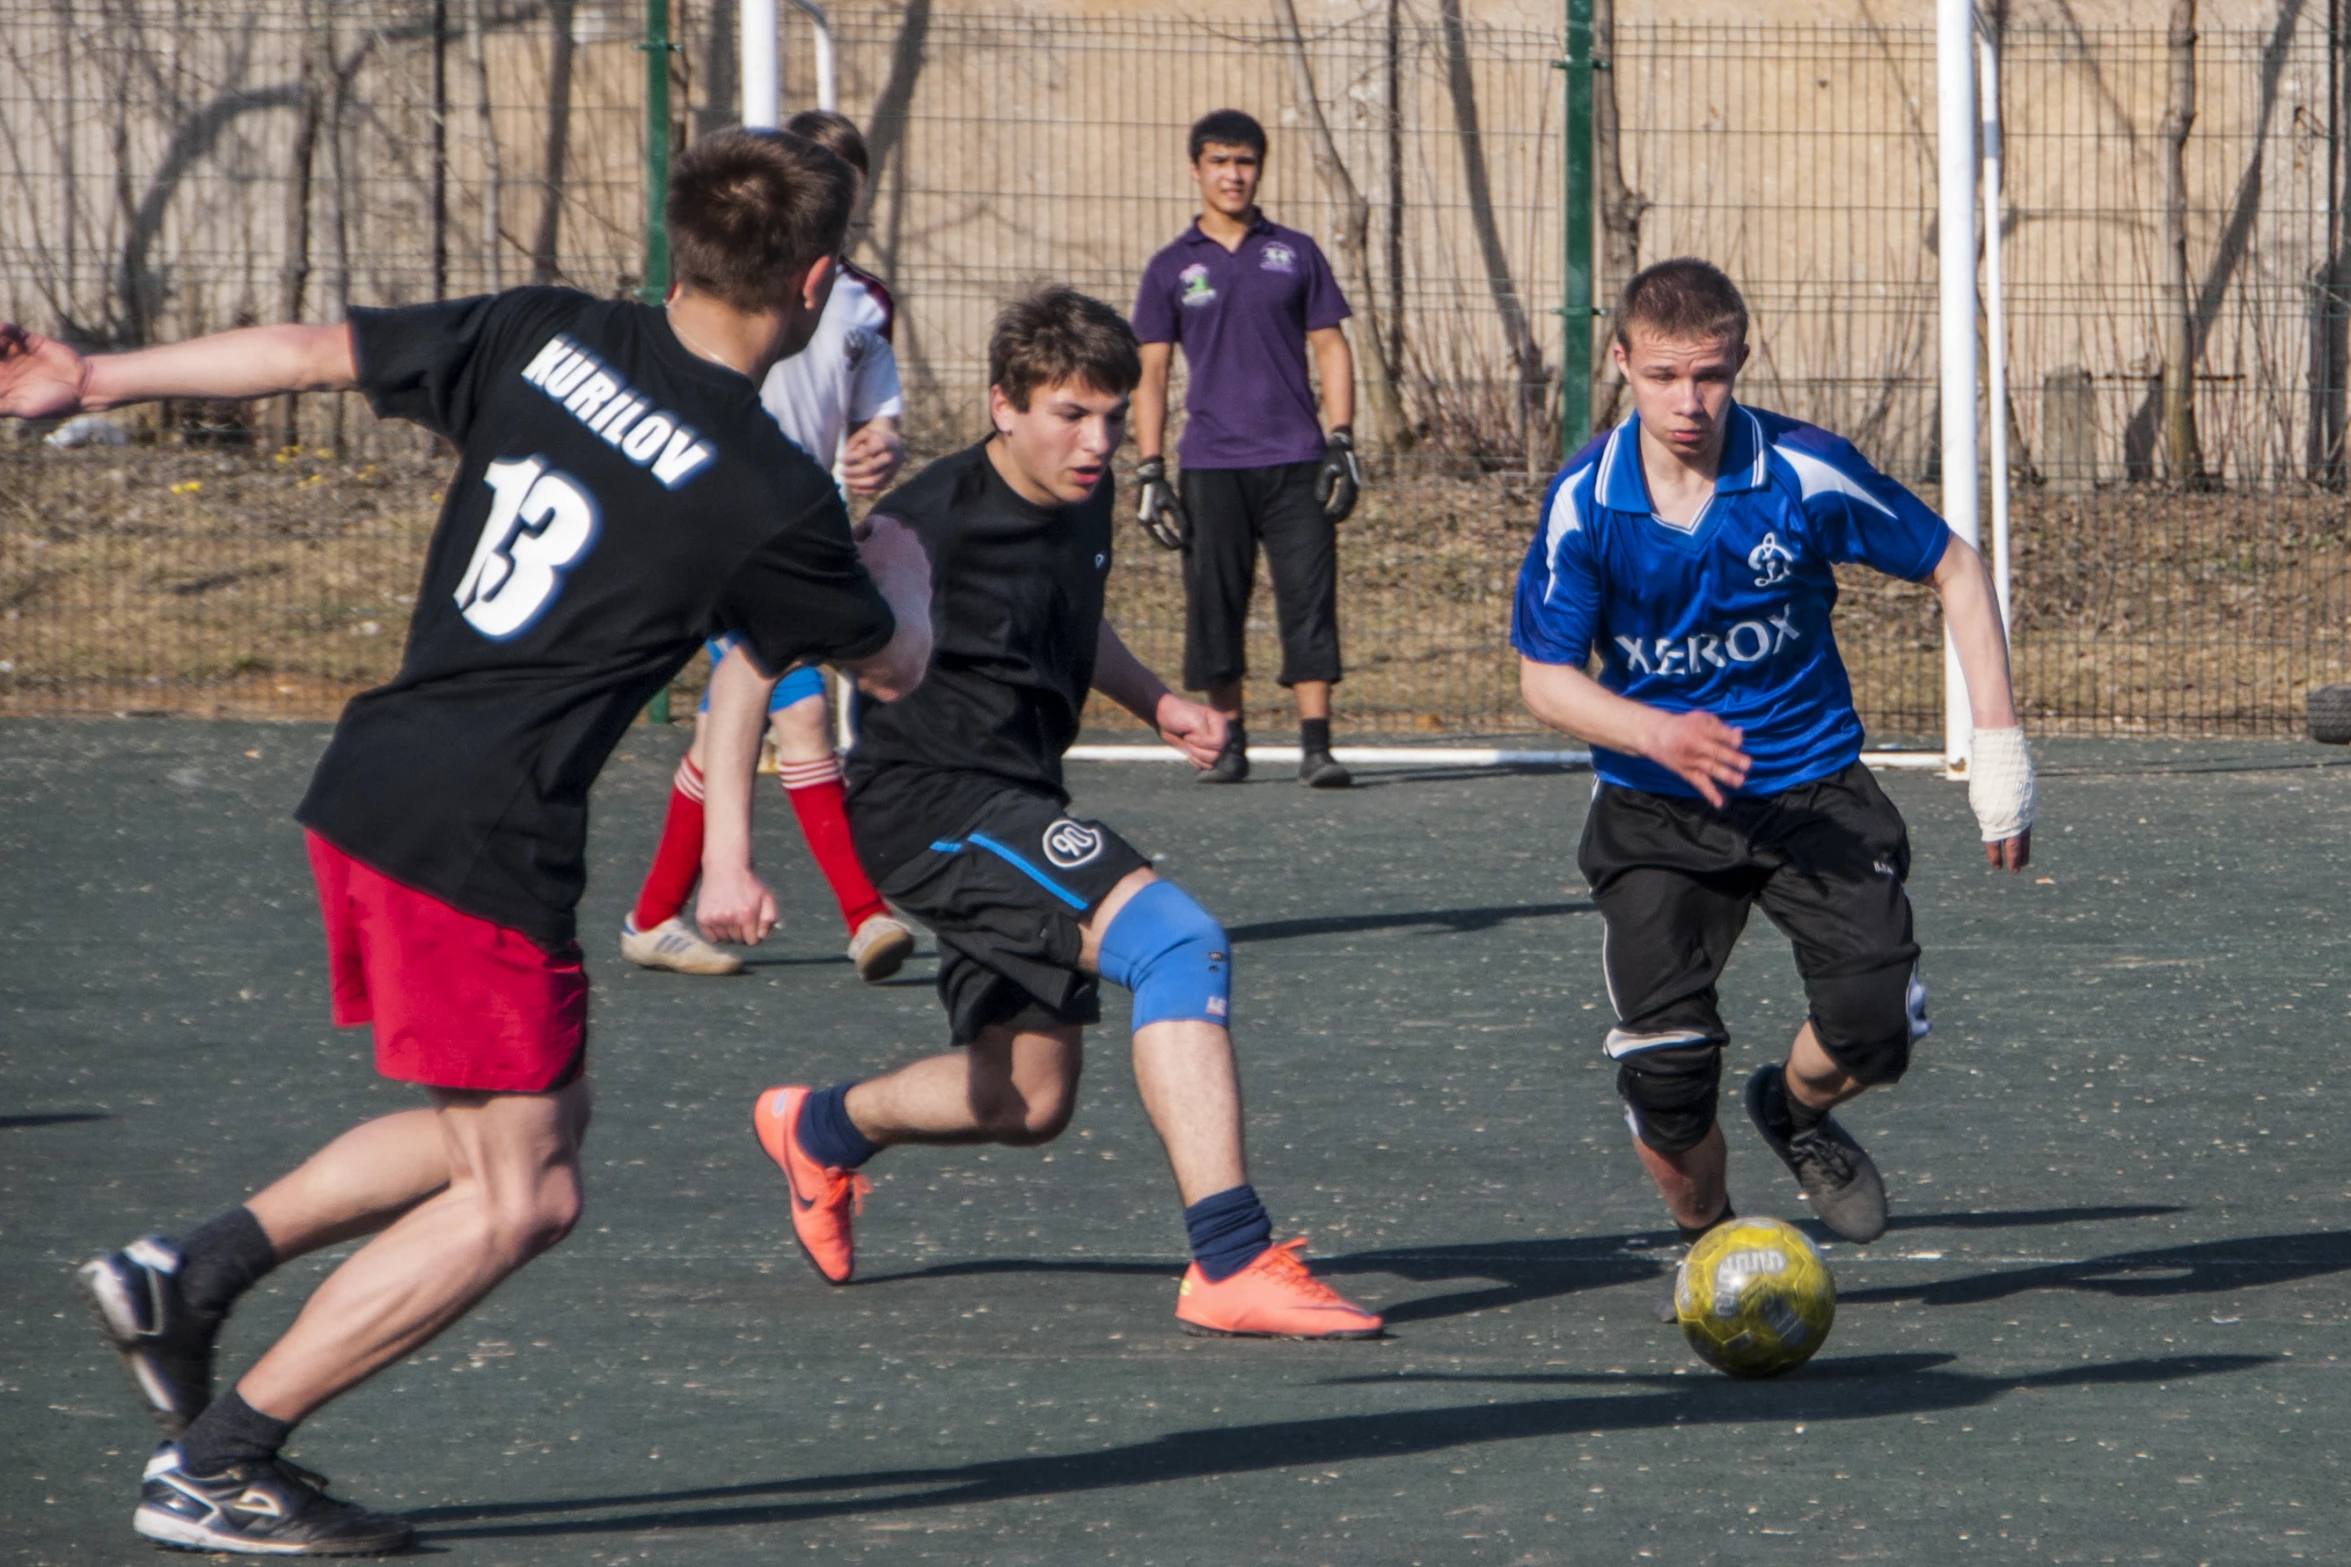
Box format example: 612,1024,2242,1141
1748,530,1796,587
1180,264,1217,307
1042,818,1105,869
1259,243,1297,272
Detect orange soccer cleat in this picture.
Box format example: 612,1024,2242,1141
752,1085,870,1285
1174,1237,1384,1339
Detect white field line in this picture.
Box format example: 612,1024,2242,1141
1064,744,1955,773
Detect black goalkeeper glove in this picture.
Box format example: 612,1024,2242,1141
1316,426,1362,522
1136,456,1187,550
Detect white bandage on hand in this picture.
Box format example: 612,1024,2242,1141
1968,726,2035,842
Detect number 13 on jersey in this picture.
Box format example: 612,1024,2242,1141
455,457,601,638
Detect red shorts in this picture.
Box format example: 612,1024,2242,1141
307,831,587,1093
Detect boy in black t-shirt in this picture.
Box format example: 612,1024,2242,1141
701,288,1383,1339
0,130,931,1555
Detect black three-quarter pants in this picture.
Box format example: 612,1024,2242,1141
1180,460,1342,692
1578,761,1929,1149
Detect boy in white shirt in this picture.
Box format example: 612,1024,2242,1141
622,111,917,982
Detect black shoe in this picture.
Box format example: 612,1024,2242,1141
1199,729,1249,784
135,1445,414,1556
1743,1065,1888,1243
80,1237,221,1436
1296,748,1352,788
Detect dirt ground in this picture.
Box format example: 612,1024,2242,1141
3,443,2346,737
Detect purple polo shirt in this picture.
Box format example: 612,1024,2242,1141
1133,215,1350,470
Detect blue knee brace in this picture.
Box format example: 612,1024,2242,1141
1096,880,1231,1029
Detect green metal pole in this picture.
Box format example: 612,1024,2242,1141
642,0,672,306
643,0,674,725
1559,0,1595,459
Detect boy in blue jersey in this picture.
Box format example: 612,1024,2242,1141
1512,259,2035,1270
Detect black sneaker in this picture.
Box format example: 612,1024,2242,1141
135,1445,414,1556
1743,1064,1887,1243
1296,748,1353,789
79,1236,221,1435
1199,728,1249,784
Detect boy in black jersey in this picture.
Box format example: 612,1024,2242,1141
704,287,1383,1339
0,130,932,1555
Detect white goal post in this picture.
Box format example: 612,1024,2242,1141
1939,0,2013,778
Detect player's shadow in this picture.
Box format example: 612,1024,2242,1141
408,1351,2269,1543
1838,1228,2351,1307
1326,1204,2186,1325
1224,900,1592,945
858,1205,2194,1314
0,1111,110,1130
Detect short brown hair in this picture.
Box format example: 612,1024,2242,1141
784,109,869,179
1615,257,1748,351
987,286,1141,411
666,129,855,313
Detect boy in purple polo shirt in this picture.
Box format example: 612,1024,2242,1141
1133,109,1365,788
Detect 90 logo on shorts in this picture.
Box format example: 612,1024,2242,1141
1042,818,1104,869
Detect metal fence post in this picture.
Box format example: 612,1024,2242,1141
643,0,674,727
1559,0,1595,460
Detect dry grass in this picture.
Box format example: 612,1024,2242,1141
5,446,2347,737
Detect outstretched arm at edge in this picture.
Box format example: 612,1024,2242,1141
0,322,356,418
1093,618,1226,768
1518,657,1752,809
1929,534,2033,872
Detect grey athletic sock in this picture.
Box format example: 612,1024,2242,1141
177,1388,293,1477
176,1205,277,1319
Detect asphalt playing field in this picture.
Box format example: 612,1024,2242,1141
4,719,2346,1564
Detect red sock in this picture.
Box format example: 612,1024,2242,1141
779,755,887,934
633,756,706,931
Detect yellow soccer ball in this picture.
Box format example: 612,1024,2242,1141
1674,1216,1837,1379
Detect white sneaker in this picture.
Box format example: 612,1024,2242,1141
621,916,744,976
847,914,915,982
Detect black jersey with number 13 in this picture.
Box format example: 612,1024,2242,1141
297,287,896,948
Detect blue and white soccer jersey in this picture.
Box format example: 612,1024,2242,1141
1510,403,1950,799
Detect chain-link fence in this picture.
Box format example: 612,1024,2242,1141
5,4,2350,737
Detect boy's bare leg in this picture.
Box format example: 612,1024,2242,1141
1784,1020,1866,1112
243,1110,453,1258
769,690,832,764
1632,1123,1728,1231
1130,1019,1248,1205
235,1078,590,1424
844,1026,1082,1147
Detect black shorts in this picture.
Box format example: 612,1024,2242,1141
1577,760,1927,1086
1180,460,1342,691
873,790,1150,1045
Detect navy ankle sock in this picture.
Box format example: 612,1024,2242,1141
1782,1070,1830,1136
176,1206,276,1319
1300,717,1331,752
1183,1184,1272,1282
177,1388,292,1477
1676,1201,1735,1245
797,1083,879,1170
